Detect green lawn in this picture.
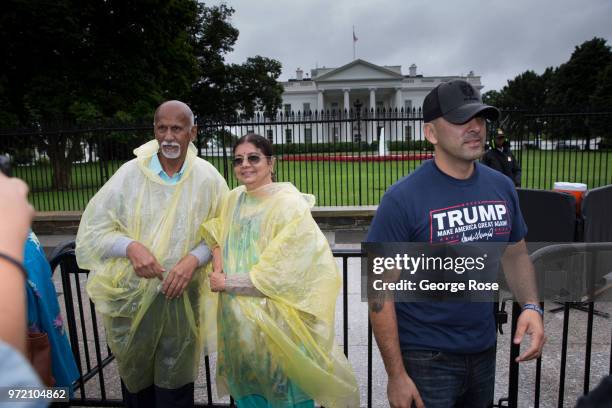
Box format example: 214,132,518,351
15,150,612,211
517,149,612,190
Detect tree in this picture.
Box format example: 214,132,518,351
0,1,283,188
0,0,200,188
483,70,552,142
589,63,612,145
482,90,503,108
484,38,612,148
189,4,283,121
547,37,612,112
231,56,284,119
1,0,200,124
190,3,239,121
502,70,552,111
546,38,612,147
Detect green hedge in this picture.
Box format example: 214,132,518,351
275,142,377,154
273,140,434,154
388,140,434,151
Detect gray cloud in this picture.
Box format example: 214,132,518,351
211,0,612,91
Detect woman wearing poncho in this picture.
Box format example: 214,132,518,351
202,134,359,408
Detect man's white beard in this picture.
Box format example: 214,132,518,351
160,141,181,159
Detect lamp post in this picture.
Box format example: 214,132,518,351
353,99,363,142
353,99,363,204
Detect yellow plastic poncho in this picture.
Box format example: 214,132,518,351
200,182,359,408
75,140,228,392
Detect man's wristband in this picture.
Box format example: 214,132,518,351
0,252,27,279
522,303,543,316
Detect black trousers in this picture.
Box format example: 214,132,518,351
121,380,194,408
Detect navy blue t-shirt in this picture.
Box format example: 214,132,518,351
366,159,527,354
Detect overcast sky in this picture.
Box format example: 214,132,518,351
208,0,612,92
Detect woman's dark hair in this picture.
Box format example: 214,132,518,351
233,133,276,181
233,133,274,156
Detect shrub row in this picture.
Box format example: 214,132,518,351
273,140,433,154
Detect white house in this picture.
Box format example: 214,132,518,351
245,59,485,145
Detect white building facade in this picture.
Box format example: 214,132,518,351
271,59,484,145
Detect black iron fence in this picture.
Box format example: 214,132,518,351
1,110,611,211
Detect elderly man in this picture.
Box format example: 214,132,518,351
367,81,545,408
76,100,228,407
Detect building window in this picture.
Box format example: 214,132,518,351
303,103,311,116
331,102,339,113
404,126,412,141
404,99,413,114
247,128,254,134
354,133,361,142
304,128,312,143
283,104,291,116
266,129,274,143
285,129,293,143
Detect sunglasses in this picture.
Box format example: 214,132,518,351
232,154,270,167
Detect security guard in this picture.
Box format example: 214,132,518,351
482,128,522,187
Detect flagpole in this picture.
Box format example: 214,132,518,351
352,25,356,60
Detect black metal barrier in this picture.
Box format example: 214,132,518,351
497,243,612,408
496,186,612,408
48,245,365,407
49,244,610,407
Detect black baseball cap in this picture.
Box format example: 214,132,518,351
423,80,499,124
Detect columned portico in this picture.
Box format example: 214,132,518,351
369,88,376,111
278,59,485,145
317,90,324,112
395,87,403,109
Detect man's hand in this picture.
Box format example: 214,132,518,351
126,241,165,280
209,270,226,292
212,246,222,274
514,309,546,362
387,371,424,408
369,298,424,408
162,254,199,299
